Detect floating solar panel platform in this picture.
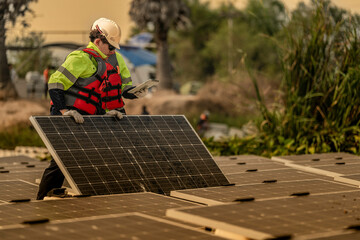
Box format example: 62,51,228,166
170,179,358,205
0,192,199,227
30,115,229,196
0,213,225,240
166,191,360,240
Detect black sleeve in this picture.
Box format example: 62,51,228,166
122,86,138,99
49,89,66,111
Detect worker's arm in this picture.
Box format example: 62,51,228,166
48,51,96,113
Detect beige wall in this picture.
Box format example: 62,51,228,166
6,0,360,45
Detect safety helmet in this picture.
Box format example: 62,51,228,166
91,18,121,49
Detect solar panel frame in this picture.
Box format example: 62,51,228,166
334,174,360,187
30,115,229,196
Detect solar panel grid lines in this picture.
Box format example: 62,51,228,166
170,179,359,205
30,115,230,196
166,191,360,240
0,212,226,240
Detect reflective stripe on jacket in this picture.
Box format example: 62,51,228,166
48,42,132,114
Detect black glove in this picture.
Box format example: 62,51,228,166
122,86,138,99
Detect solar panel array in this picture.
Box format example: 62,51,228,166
0,192,199,227
167,190,360,239
0,156,51,202
2,152,360,239
30,115,229,196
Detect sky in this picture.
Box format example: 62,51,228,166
6,0,360,45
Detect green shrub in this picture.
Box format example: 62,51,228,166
0,124,45,150
204,1,360,157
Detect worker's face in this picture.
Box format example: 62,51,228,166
95,38,116,57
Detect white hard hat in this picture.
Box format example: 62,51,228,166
92,18,121,49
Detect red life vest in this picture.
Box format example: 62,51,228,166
57,48,123,114
100,53,124,111
61,48,106,115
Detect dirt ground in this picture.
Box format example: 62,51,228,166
0,99,50,130
0,78,269,130
0,90,217,130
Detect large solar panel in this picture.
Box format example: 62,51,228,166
166,191,360,239
0,213,225,240
170,179,358,205
30,115,229,196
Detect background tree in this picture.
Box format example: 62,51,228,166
170,0,223,82
129,0,190,90
9,32,53,78
0,0,37,100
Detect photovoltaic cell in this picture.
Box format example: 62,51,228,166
30,115,229,195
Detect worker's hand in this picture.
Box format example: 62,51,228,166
105,109,123,119
134,88,148,98
63,110,84,124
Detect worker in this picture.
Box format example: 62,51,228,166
36,17,146,200
196,110,210,137
43,65,56,99
141,105,150,115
